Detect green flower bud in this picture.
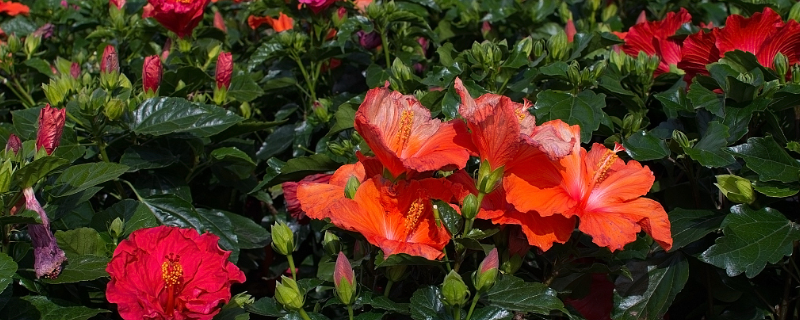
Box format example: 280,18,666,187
109,217,124,239
344,176,361,200
774,52,789,82
323,231,341,256
312,100,331,123
533,40,544,58
24,34,41,58
602,4,618,22
672,130,691,149
547,30,569,61
790,1,800,22
0,159,13,193
271,221,295,256
104,99,126,121
477,160,504,194
441,270,469,307
473,248,499,293
391,58,413,82
7,34,21,53
500,251,523,274
42,80,67,108
715,175,755,204
587,0,601,13
558,2,572,23
461,193,479,220
793,64,800,84
275,276,305,311
240,102,252,119
385,264,408,282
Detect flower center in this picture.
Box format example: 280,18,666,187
161,253,183,316
395,109,414,150
514,100,531,122
173,0,193,3
403,198,425,233
591,143,625,187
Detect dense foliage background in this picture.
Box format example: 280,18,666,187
1,0,800,319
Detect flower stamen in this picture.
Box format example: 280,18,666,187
592,143,625,187
403,198,425,233
162,253,183,316
396,109,414,150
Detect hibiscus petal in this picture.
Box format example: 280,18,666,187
678,30,719,81
493,210,575,251
579,197,671,251
715,7,782,58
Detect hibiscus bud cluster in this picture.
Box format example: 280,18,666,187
275,276,305,311
271,221,295,256
547,30,569,61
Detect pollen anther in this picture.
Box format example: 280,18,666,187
404,198,425,232
396,109,414,149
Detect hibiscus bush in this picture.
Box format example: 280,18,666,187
2,0,800,319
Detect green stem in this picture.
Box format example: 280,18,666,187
384,280,394,298
454,306,461,320
11,78,35,108
347,305,354,320
465,294,480,320
291,54,317,104
298,308,313,320
287,254,298,280
95,129,127,199
379,29,391,68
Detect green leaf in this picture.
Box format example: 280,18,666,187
682,122,735,168
55,228,106,257
701,205,800,278
13,157,70,188
130,97,243,137
48,162,128,197
354,312,385,320
224,211,271,249
668,208,725,252
727,136,800,183
470,307,513,320
120,146,178,171
688,82,725,117
360,292,410,314
612,253,689,320
752,180,799,197
160,66,214,96
0,253,17,294
623,131,670,161
654,85,691,118
12,107,44,141
365,64,390,88
246,297,285,317
43,255,109,284
24,58,54,77
0,210,41,225
0,16,36,37
210,120,287,143
484,275,566,314
409,286,450,320
533,90,606,143
434,200,462,236
92,199,159,236
326,103,357,137
502,37,532,69
272,154,340,185
256,125,295,160
247,42,284,72
3,296,109,320
211,147,256,166
228,75,265,102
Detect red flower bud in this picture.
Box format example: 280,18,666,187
334,252,354,287
147,0,211,38
215,52,233,90
565,19,576,43
636,10,647,24
357,30,381,50
35,104,66,155
109,0,125,9
70,62,80,79
479,248,499,273
337,7,346,19
100,45,119,74
161,38,172,61
214,11,227,33
142,55,162,94
5,134,21,154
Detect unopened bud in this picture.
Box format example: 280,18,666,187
473,248,499,292
5,134,21,155
24,34,42,58
344,176,360,199
334,252,357,305
774,52,789,82
70,62,80,79
109,217,124,239
332,7,347,27
547,30,568,61
275,276,305,311
323,231,341,256
385,264,407,282
715,175,755,204
441,270,469,307
100,45,119,74
558,2,572,23
142,55,162,97
461,193,479,220
271,221,295,256
477,160,504,194
790,1,800,22
391,58,413,82
672,130,691,149
501,251,523,274
104,99,126,120
602,4,618,22
7,34,21,53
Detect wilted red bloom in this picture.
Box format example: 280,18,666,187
100,45,119,74
506,126,672,251
32,23,54,39
109,0,125,9
106,226,246,320
354,85,472,178
334,251,354,287
308,176,455,260
147,0,211,38
0,0,30,16
619,8,691,76
70,62,80,79
283,173,332,223
713,7,800,68
5,133,20,154
565,19,576,43
213,11,227,33
357,30,381,49
24,188,67,279
143,55,162,94
215,52,233,90
36,104,66,155
564,274,614,320
298,0,336,14
248,12,294,32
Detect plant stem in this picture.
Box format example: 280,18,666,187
454,306,461,320
287,253,298,280
466,294,480,320
298,309,313,320
380,29,391,68
11,77,35,108
347,305,354,320
384,280,394,298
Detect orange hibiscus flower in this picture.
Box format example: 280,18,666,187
0,0,29,16
248,13,294,32
314,176,455,260
296,161,370,221
354,84,472,179
505,124,672,251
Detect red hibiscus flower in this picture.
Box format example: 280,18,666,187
298,0,336,14
713,7,800,68
619,8,691,76
354,84,472,178
147,0,211,38
309,176,456,260
677,30,719,82
505,124,672,251
36,104,66,155
106,226,246,320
